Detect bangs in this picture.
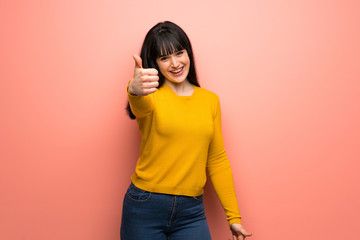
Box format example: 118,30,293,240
153,32,184,58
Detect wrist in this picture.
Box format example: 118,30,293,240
127,79,137,96
229,218,242,228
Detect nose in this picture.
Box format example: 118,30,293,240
170,56,179,68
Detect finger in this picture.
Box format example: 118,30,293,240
239,234,247,240
143,81,159,89
237,233,251,239
133,54,143,69
140,68,158,76
141,75,159,83
238,227,252,237
240,230,252,237
234,231,250,240
144,87,157,95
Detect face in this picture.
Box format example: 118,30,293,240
156,49,190,84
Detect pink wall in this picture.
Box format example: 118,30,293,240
1,1,359,239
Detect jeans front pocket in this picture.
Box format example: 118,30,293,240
126,183,152,202
192,195,203,201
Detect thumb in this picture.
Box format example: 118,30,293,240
133,54,143,69
241,230,252,237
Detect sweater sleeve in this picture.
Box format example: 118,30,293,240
126,80,155,118
207,97,242,227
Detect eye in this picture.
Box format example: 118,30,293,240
176,51,184,56
160,56,168,61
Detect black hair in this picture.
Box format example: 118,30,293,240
126,21,200,119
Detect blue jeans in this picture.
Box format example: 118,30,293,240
120,183,212,240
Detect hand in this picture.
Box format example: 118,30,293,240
229,223,252,240
128,54,159,96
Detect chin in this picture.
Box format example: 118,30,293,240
169,78,187,84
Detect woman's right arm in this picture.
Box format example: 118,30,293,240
127,55,159,118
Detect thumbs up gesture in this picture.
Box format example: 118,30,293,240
128,54,159,96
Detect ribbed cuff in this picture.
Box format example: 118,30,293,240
228,218,242,228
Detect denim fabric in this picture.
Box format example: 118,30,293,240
120,183,211,240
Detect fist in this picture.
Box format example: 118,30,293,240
128,54,159,96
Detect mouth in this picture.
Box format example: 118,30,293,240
170,67,184,76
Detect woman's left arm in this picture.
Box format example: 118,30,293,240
207,97,251,238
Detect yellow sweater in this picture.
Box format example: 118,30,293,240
127,83,241,226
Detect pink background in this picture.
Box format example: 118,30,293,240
1,0,359,239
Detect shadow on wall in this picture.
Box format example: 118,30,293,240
203,176,231,238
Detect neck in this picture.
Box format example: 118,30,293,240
165,80,194,96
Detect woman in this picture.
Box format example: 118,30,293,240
121,21,251,240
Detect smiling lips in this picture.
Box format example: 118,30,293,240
170,67,184,76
